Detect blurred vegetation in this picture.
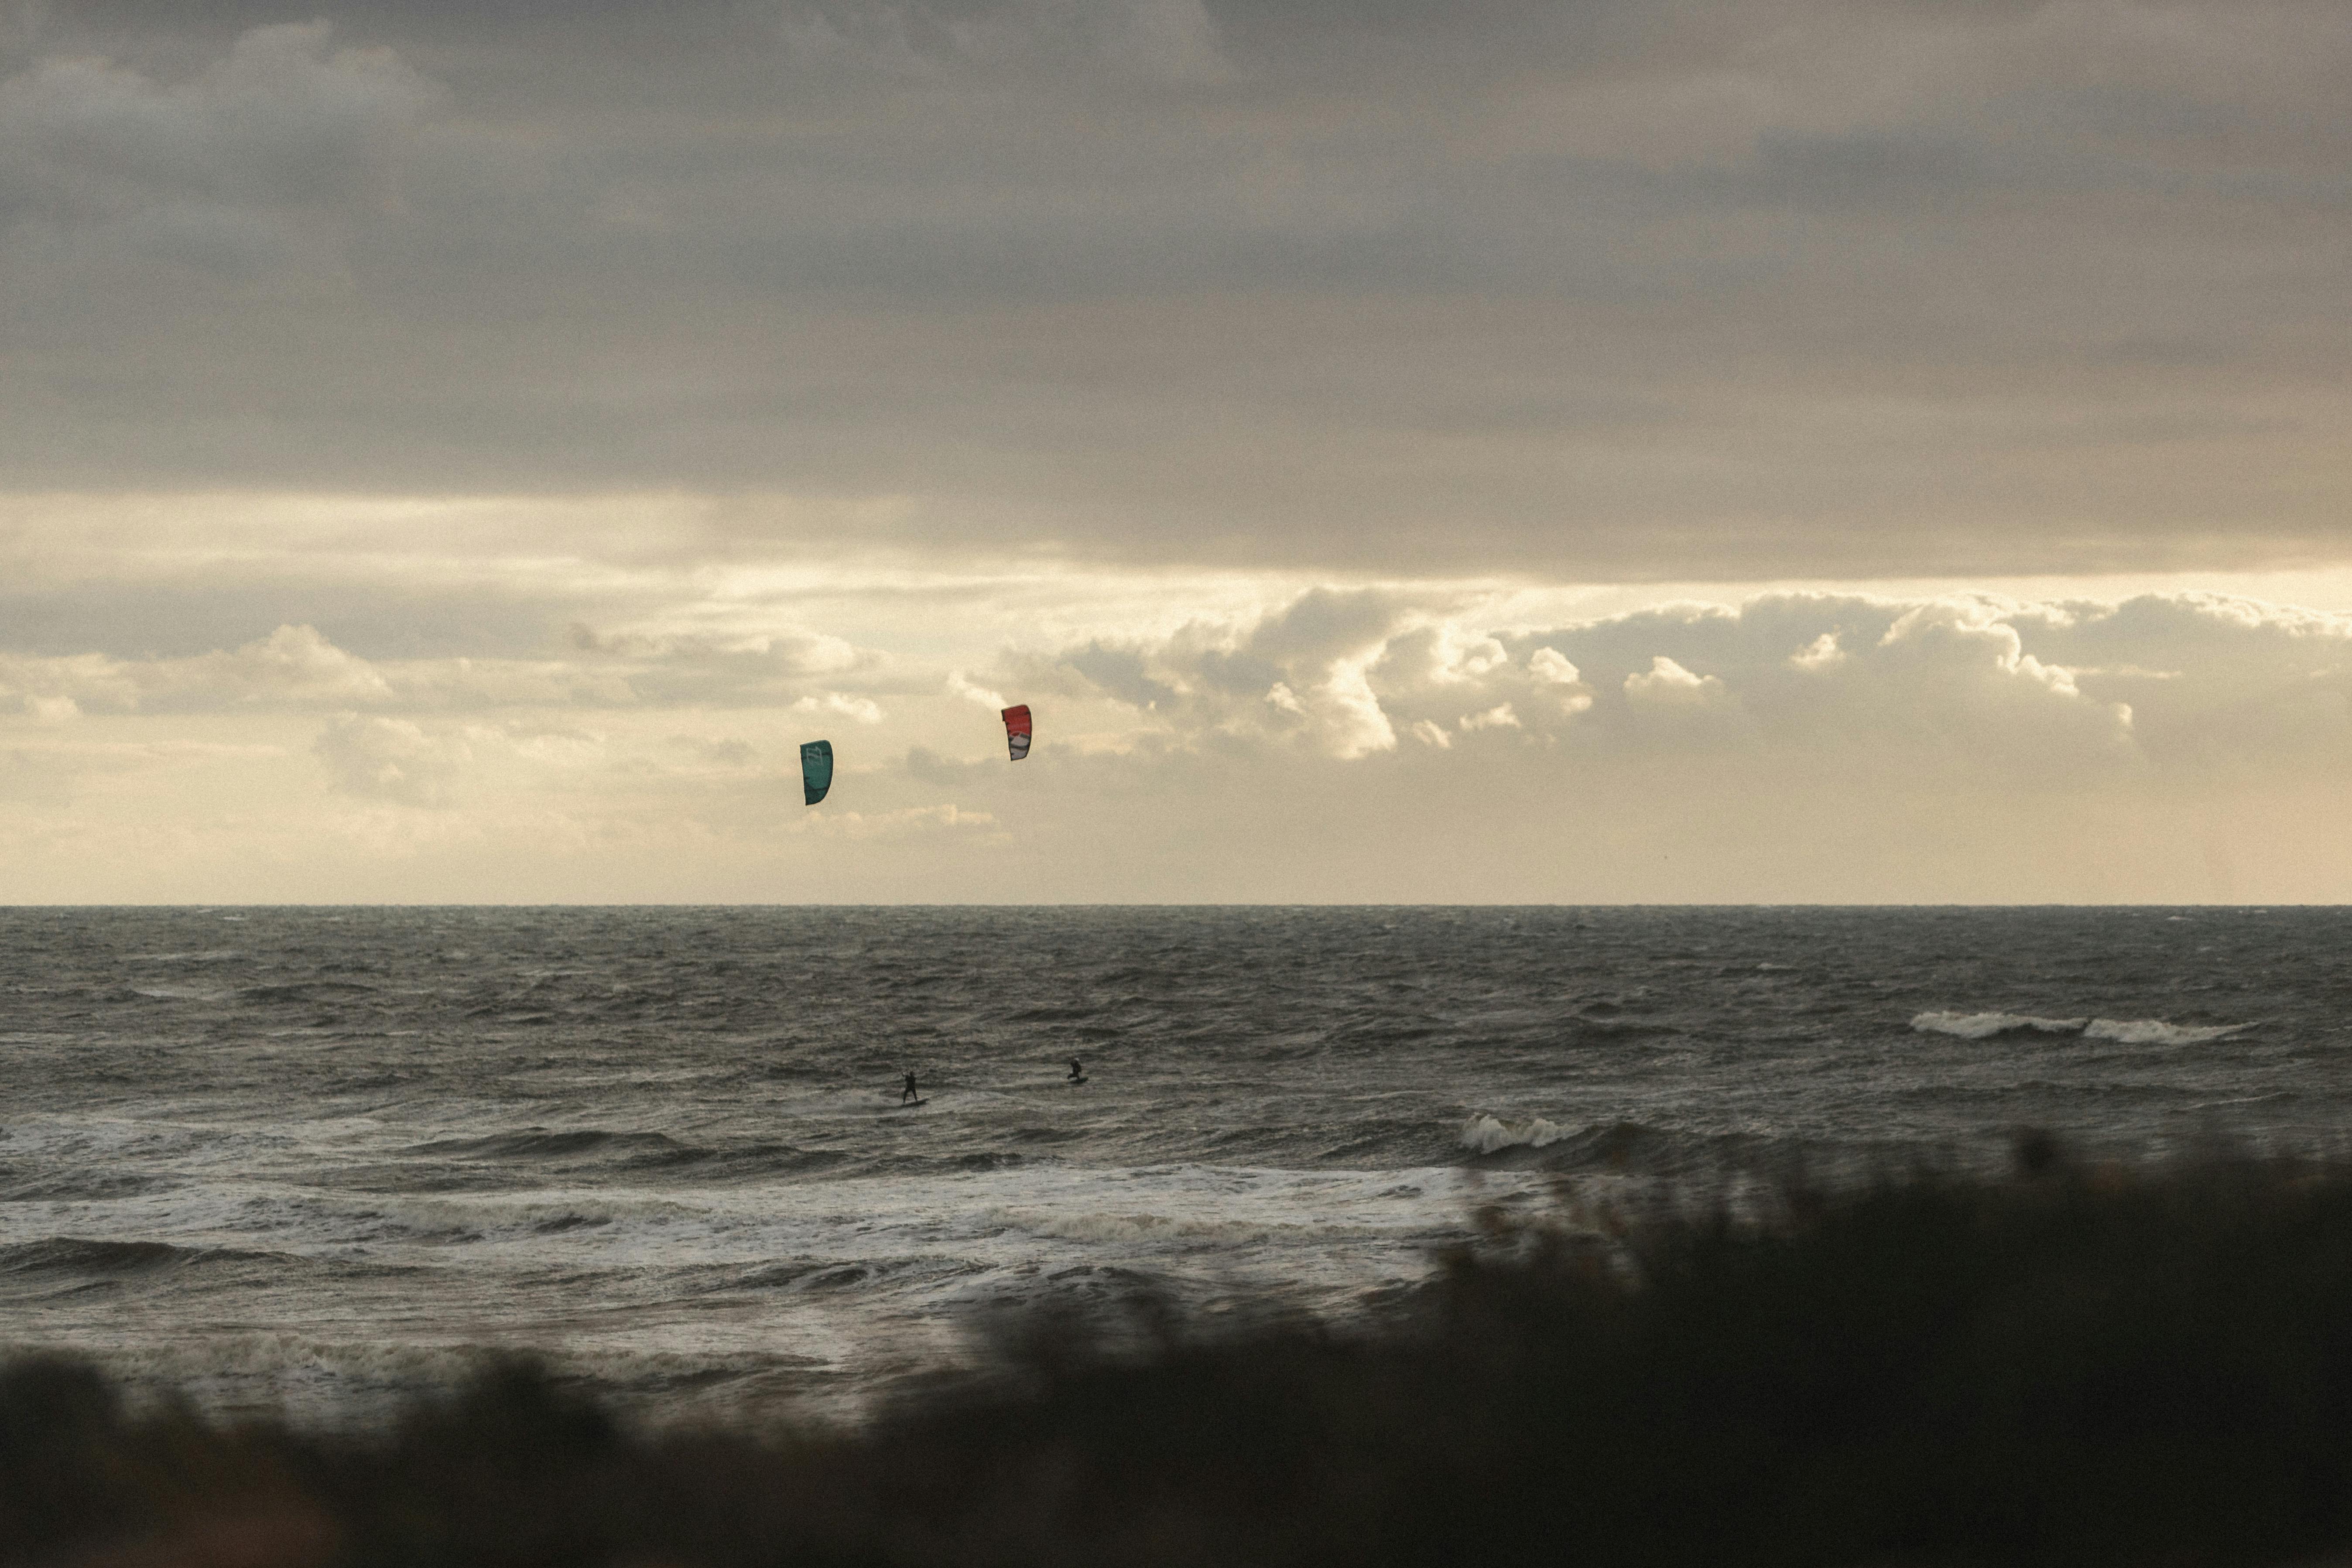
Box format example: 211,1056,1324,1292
14,1141,2352,1567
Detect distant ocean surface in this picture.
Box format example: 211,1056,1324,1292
3,906,2347,1427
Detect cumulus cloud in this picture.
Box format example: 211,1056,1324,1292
1013,587,2352,777
205,622,396,704
1789,633,1844,672
0,624,392,712
1002,588,1417,758
1006,588,1593,760
946,670,1009,710
312,714,474,807
1457,703,1519,732
1527,647,1582,687
1624,657,1725,707
15,556,2352,898
792,691,886,725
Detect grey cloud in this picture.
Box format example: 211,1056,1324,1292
565,620,896,708
767,0,1229,82
0,620,890,714
566,619,861,664
0,582,598,661
1037,642,1178,709
666,733,759,768
0,623,594,712
0,624,393,712
0,20,445,277
903,743,987,784
1239,587,1411,666
4,4,2350,575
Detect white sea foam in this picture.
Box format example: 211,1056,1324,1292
979,1169,1462,1249
1461,1113,1570,1154
1910,1012,2088,1040
1911,1011,2248,1045
986,1207,1318,1247
0,1329,857,1428
2083,1018,2249,1046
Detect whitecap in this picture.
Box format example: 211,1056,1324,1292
985,1207,1322,1247
1909,1011,2087,1040
1909,1011,2248,1046
1461,1113,1570,1154
2083,1018,2249,1046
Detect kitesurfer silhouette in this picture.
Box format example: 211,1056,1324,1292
901,1072,919,1104
1067,1058,1083,1081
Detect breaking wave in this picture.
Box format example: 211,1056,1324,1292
985,1207,1327,1247
404,1130,688,1162
1461,1114,1571,1155
1910,1012,2088,1040
1913,1012,2251,1045
2082,1018,2251,1046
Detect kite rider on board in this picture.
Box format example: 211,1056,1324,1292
901,1072,919,1104
1067,1058,1083,1082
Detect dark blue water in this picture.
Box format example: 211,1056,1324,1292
1,906,2344,1424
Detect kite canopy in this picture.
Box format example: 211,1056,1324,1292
800,739,833,805
1001,705,1032,761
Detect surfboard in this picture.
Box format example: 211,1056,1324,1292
890,1097,928,1109
1065,1076,1089,1085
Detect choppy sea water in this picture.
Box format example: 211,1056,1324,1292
3,906,2347,1427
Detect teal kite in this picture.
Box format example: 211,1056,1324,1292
800,739,833,805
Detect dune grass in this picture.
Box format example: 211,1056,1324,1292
12,1146,2352,1566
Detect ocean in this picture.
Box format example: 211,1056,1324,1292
1,905,2344,1428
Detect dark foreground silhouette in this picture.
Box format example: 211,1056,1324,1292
15,1146,2352,1568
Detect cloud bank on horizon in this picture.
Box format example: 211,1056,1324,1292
3,2,2350,900
5,579,2351,901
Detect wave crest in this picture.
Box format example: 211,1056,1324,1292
1912,1012,2249,1045
1461,1114,1570,1155
2083,1018,2249,1046
1910,1012,2087,1040
0,1238,283,1277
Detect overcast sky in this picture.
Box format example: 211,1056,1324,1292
3,0,2350,901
